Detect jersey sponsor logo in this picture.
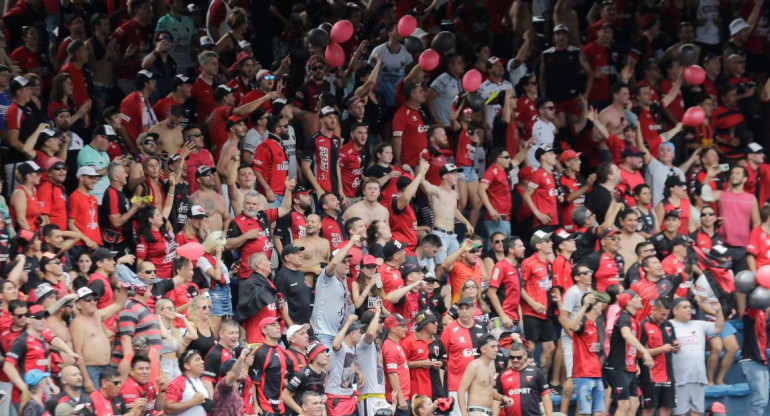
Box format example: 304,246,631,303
508,388,532,394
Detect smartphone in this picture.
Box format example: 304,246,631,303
282,74,289,84
719,163,730,172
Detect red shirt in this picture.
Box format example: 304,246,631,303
253,136,288,194
5,329,56,403
583,42,612,102
560,173,585,232
637,106,663,159
379,262,403,313
229,209,279,279
338,141,365,198
192,76,216,125
660,78,684,129
9,47,49,83
454,128,476,167
520,254,552,319
389,196,418,256
527,168,559,226
152,96,183,121
392,105,428,167
69,189,102,245
90,390,117,416
180,150,215,194
571,318,602,378
660,197,691,235
239,89,272,111
383,338,411,400
640,319,675,383
10,185,42,232
119,91,152,143
489,259,521,321
481,165,512,221
425,148,453,186
136,229,176,279
321,214,344,250
119,376,159,412
303,132,342,194
440,320,479,391
208,104,232,161
60,62,89,107
747,225,770,269
551,255,573,292
515,96,538,141
37,181,68,230
111,18,152,80
400,334,432,396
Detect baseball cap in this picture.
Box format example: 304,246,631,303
137,132,159,145
423,272,439,282
186,3,201,13
748,142,764,154
214,84,235,101
440,163,461,176
383,240,405,259
286,323,310,341
17,161,44,176
93,124,117,138
412,27,429,39
671,235,691,247
599,228,619,239
320,106,339,118
48,294,77,315
361,255,378,267
592,291,611,304
552,228,576,246
534,144,554,161
663,210,681,220
237,40,252,51
235,52,253,67
34,283,56,304
384,313,410,330
189,204,206,219
172,74,193,89
76,166,101,178
196,165,215,178
456,297,474,307
518,165,535,182
487,56,505,67
24,369,50,387
400,262,427,278
10,75,29,93
659,142,675,153
91,248,118,263
708,401,726,416
135,69,154,83
28,304,50,319
294,186,313,196
414,309,438,329
346,320,362,334
76,286,94,300
616,289,638,309
258,316,281,331
199,36,214,47
730,18,750,37
307,341,328,361
665,175,686,188
272,98,288,116
553,24,569,33
559,149,581,163
530,230,553,246
256,69,274,82
622,146,645,158
359,309,384,325
281,244,305,257
226,115,246,129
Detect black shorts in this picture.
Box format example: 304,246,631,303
523,315,556,343
603,368,638,400
640,381,676,409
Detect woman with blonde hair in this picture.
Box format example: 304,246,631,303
18,369,48,416
198,231,232,335
185,295,216,357
214,7,247,67
443,278,491,325
156,298,198,379
412,395,435,416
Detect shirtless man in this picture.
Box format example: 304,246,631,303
343,179,389,226
46,294,78,365
617,209,646,273
596,83,630,140
553,0,580,46
421,163,473,265
294,213,331,284
189,165,230,232
70,286,126,392
458,335,513,416
128,133,161,191
224,157,268,216
216,116,249,181
149,104,184,157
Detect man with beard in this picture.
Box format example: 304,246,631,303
272,99,299,179
294,214,330,278
190,165,230,232
303,106,343,195
253,115,289,207
319,193,347,250
227,183,294,280
179,124,216,194
45,293,78,355
424,126,454,187
401,309,443,397
344,179,390,227
340,96,368,142
339,123,369,206
215,114,249,180
226,53,257,103
488,236,525,330
293,56,332,114
584,228,624,291
275,188,313,251
39,158,70,230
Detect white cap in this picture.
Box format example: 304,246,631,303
76,286,94,299
76,166,100,178
200,36,214,46
286,324,310,341
730,18,750,37
412,27,428,39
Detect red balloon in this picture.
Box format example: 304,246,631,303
177,242,204,260
758,265,770,288
684,65,706,85
462,69,483,93
325,43,345,67
682,106,705,127
418,49,440,71
398,15,417,38
331,20,354,44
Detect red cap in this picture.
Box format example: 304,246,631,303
307,341,328,361
361,255,378,266
518,166,535,182
616,293,632,309
559,149,582,163
258,316,280,331
235,52,253,67
28,304,48,317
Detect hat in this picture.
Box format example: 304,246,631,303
135,69,154,83
24,369,50,387
414,309,438,329
384,313,410,330
226,115,246,129
703,52,721,63
748,142,764,154
168,153,181,166
272,98,288,115
663,210,681,220
412,27,429,39
17,161,44,176
76,166,101,178
217,358,237,379
172,74,193,89
215,84,235,101
190,204,206,219
359,309,384,326
592,291,611,304
534,144,554,161
456,297,474,307
659,142,675,153
331,248,354,259
616,289,638,309
708,401,726,416
383,240,405,259
132,334,150,350
286,323,310,341
17,229,38,253
622,146,645,158
307,341,328,361
10,75,29,93
199,36,214,47
518,165,535,182
196,165,215,178
320,106,339,118
28,304,49,319
553,24,569,33
34,283,56,304
639,13,658,30
361,255,378,267
487,56,505,67
559,149,581,163
552,228,577,246
202,231,225,254
258,316,281,331
530,230,553,247
671,235,691,247
294,186,313,196
48,293,77,315
346,320,362,334
236,52,253,67
730,18,750,37
307,55,324,68
186,3,201,13
282,244,305,257
665,175,686,188
137,132,159,145
256,69,274,82
423,272,439,282
76,286,94,300
238,40,252,51
91,247,118,263
440,163,461,176
599,228,619,239
92,124,117,138
52,106,71,117
400,262,426,277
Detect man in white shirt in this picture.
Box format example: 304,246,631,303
528,97,557,168
368,23,413,108
478,57,514,129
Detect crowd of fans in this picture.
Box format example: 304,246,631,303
0,0,768,416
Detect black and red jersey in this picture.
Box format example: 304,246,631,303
303,132,342,195
583,250,624,291
639,318,676,384
712,106,745,158
440,320,488,391
572,318,602,378
560,173,585,232
520,254,553,319
284,347,308,381
741,307,767,365
203,344,234,383
489,258,522,321
496,366,550,416
275,210,308,244
320,214,346,250
45,391,94,415
690,229,723,253
286,365,326,407
293,80,331,112
100,185,132,245
605,310,641,373
389,195,417,256
250,343,288,414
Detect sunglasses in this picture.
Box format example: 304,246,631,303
263,75,275,80
493,240,504,244
186,132,203,138
469,249,479,254
510,355,525,361
158,35,173,42
143,140,156,145
701,212,716,217
363,265,377,269
311,66,325,71
182,349,199,361
500,155,511,159
143,269,157,274
463,285,478,290
13,313,27,318
52,166,67,171
28,314,46,320
80,296,96,303
106,379,122,387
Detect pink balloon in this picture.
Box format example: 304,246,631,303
419,49,440,71
462,69,483,93
682,106,705,127
325,43,345,67
758,265,770,288
331,20,354,44
177,242,204,260
684,65,706,85
398,15,417,38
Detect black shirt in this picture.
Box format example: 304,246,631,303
584,186,614,224
273,266,312,325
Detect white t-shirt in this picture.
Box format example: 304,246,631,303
429,72,462,126
561,285,591,337
645,157,686,207
669,319,716,385
167,375,209,416
197,256,230,285
477,79,513,128
369,43,413,107
311,269,353,336
528,118,556,168
695,0,720,45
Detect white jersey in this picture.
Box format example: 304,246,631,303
368,43,413,107
695,0,720,45
528,118,556,168
477,79,513,128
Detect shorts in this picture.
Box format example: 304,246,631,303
560,334,574,378
357,396,389,416
209,283,233,316
603,368,638,400
523,315,555,343
327,395,358,416
554,97,583,117
672,383,705,415
458,165,479,183
747,52,769,75
717,321,737,338
640,381,676,409
574,378,605,415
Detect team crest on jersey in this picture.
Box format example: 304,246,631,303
665,327,673,337
526,376,532,382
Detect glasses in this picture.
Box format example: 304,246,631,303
13,313,27,318
500,155,511,159
158,35,172,42
182,349,199,362
311,66,325,71
463,285,478,290
510,355,525,361
28,314,45,320
143,269,157,274
80,296,97,303
199,305,211,310
143,140,156,145
106,379,122,387
469,249,479,254
604,236,620,241
577,270,592,276
493,240,504,244
264,75,275,80
52,166,66,171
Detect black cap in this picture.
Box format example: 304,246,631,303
271,98,288,116
383,240,405,259
440,163,461,176
399,261,427,277
17,161,44,176
414,309,438,329
534,145,554,161
671,235,691,247
319,106,339,118
552,228,577,247
10,75,29,94
196,165,215,178
359,309,385,325
281,244,305,257
172,74,194,89
621,146,645,158
456,297,474,307
91,248,118,263
665,175,686,188
663,210,681,220
93,124,118,138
